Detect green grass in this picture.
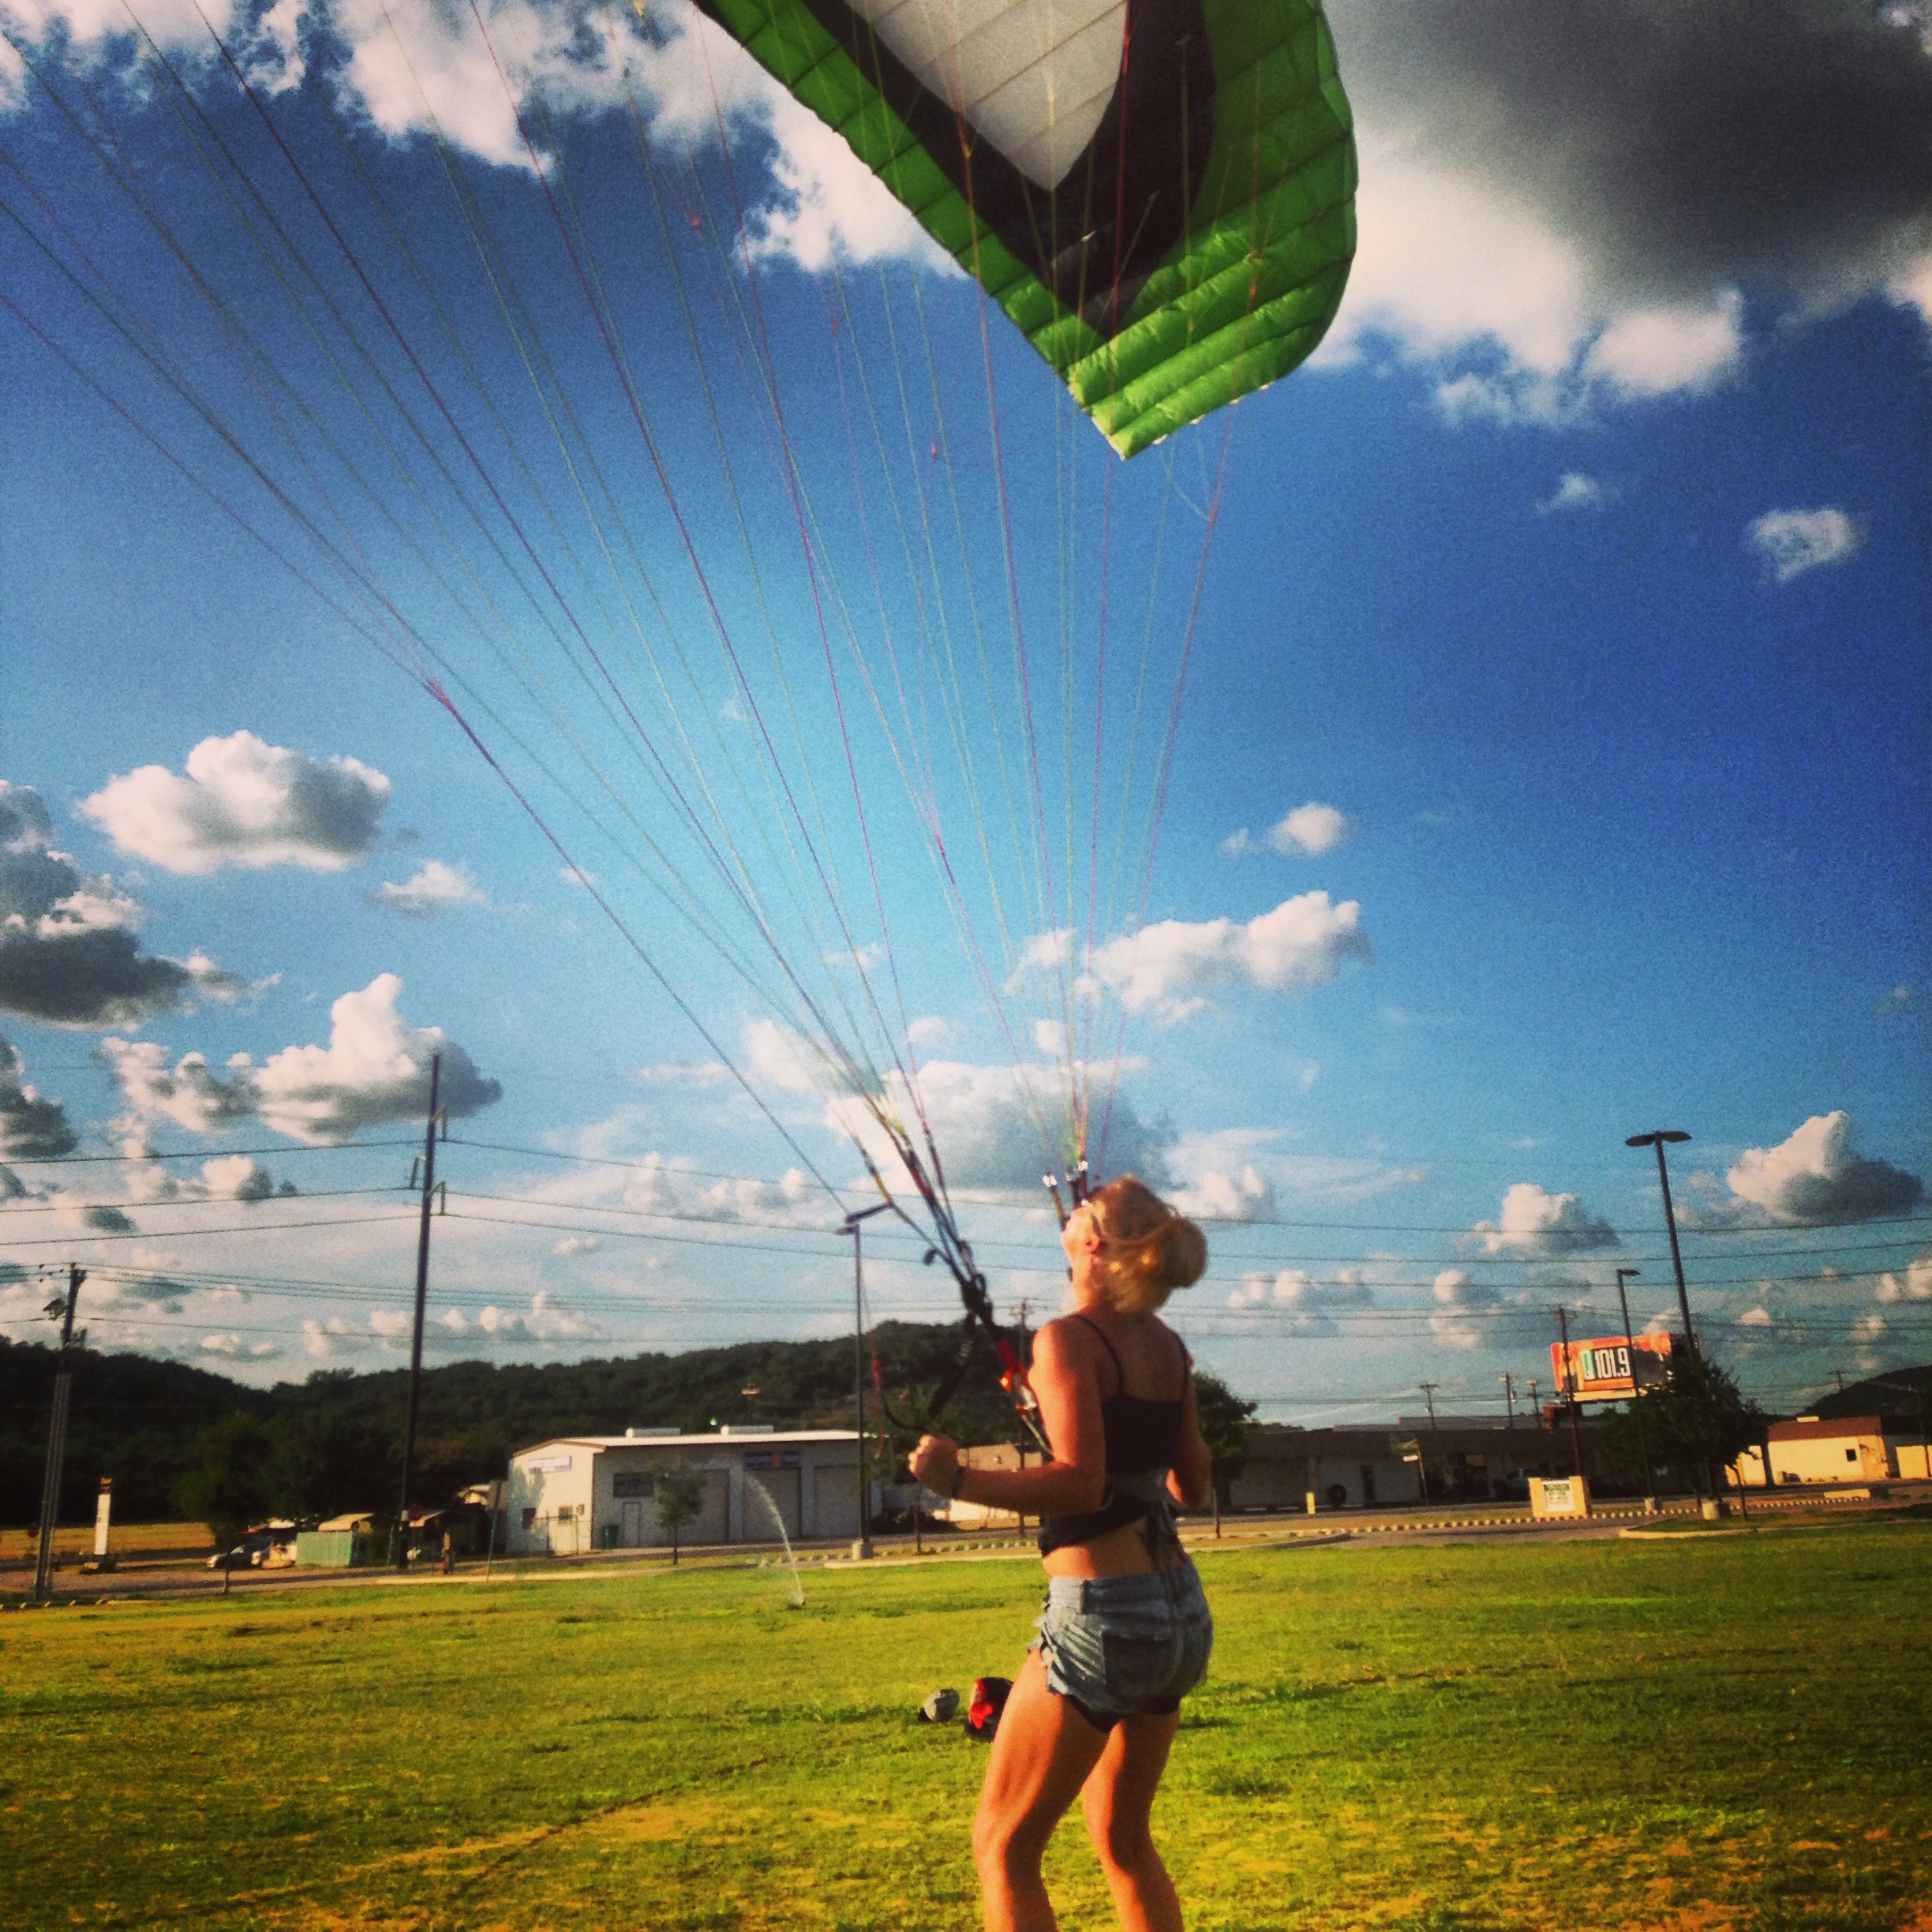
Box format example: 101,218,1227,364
2,1522,1928,1930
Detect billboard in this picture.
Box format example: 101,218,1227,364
1549,1332,1674,1403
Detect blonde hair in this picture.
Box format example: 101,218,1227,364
1084,1176,1208,1316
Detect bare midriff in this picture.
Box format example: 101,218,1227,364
1041,1517,1168,1580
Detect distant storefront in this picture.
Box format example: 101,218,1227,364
1732,1415,1931,1486
506,1428,866,1555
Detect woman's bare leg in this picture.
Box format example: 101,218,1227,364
973,1651,1111,1932
1080,1709,1184,1932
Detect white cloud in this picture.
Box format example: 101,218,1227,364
0,781,238,1028
1266,804,1355,856
199,1332,244,1356
832,1058,1172,1197
1226,1267,1372,1320
373,859,486,915
631,1059,733,1088
1467,1182,1618,1257
621,1150,822,1226
1425,1268,1551,1352
1005,928,1073,994
1031,1018,1068,1058
1720,1113,1923,1226
1089,893,1369,1020
1582,294,1743,396
905,1016,956,1048
1875,1255,1932,1304
368,1309,413,1339
1746,508,1864,582
247,973,503,1144
474,1290,593,1342
1173,1166,1275,1224
741,1017,826,1097
80,732,390,874
1537,473,1610,514
99,1038,256,1135
552,1234,601,1256
127,1154,292,1204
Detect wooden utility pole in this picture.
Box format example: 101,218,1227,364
395,1054,443,1571
1556,1305,1588,1483
842,1202,889,1557
32,1264,86,1602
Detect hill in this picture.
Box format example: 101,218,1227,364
1813,1362,1932,1428
2,1321,1034,1527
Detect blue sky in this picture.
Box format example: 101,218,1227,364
1,0,1926,1425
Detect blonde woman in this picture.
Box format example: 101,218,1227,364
912,1177,1213,1932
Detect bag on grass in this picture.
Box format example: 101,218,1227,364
966,1676,1011,1742
919,1688,960,1724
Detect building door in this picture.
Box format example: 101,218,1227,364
690,1470,728,1547
812,1463,859,1541
1360,1466,1376,1503
744,1466,801,1541
620,1500,646,1547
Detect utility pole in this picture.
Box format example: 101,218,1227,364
32,1263,86,1603
1626,1131,1695,1352
395,1053,443,1571
1556,1306,1588,1487
843,1202,889,1558
1500,1373,1516,1431
1616,1267,1656,1508
1830,1368,1846,1395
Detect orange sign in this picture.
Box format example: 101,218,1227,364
1550,1332,1673,1402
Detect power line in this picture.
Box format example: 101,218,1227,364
7,1138,420,1166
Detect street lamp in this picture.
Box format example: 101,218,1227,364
1625,1131,1695,1352
1615,1266,1656,1509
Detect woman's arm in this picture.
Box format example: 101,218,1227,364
909,1320,1107,1515
1166,1366,1212,1510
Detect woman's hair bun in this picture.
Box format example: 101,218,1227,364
1152,1215,1208,1292
1088,1175,1207,1314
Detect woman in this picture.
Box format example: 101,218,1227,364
912,1176,1213,1932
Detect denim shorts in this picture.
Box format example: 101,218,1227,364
1034,1563,1214,1730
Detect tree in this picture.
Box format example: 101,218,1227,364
648,1465,705,1566
1193,1372,1258,1537
268,1410,395,1521
1597,1354,1765,1496
174,1413,277,1551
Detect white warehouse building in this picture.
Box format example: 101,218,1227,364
507,1427,865,1556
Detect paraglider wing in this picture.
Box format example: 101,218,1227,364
690,0,1356,454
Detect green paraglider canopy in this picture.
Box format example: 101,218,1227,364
691,0,1356,455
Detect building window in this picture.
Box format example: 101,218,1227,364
521,1508,537,1529
1845,1447,1858,1462
613,1474,655,1499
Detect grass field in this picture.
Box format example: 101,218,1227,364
2,1518,1928,1932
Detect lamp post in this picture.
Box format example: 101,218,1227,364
1615,1266,1656,1510
1625,1132,1695,1352
842,1203,890,1557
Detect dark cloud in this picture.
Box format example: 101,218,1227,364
0,1035,78,1159
1332,0,1932,306
0,927,207,1028
0,780,240,1028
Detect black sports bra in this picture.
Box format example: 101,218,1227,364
1036,1316,1189,1556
